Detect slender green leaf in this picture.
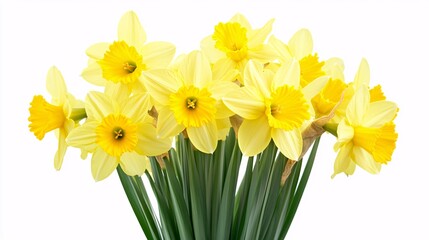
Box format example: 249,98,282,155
243,141,277,240
117,166,161,240
231,157,254,240
188,140,209,240
214,139,242,240
281,137,321,239
163,156,195,240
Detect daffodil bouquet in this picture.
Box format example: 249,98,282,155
28,11,398,240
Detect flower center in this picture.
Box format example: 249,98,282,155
98,41,145,84
311,79,347,117
28,95,66,140
212,22,248,62
186,97,197,109
96,114,138,157
123,62,137,73
353,123,397,164
299,53,325,87
265,85,310,130
170,86,216,127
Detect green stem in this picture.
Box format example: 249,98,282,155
117,166,161,240
281,136,321,238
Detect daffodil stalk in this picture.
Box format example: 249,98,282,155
28,11,399,239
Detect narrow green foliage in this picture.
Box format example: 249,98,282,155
119,132,322,240
117,166,161,240
281,137,321,239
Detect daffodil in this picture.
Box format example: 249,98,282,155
269,29,343,88
143,51,238,153
332,85,398,177
223,60,328,159
81,11,176,92
325,59,388,127
66,91,172,181
201,13,277,82
28,66,85,170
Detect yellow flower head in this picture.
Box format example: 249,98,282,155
28,66,83,170
81,11,175,90
66,91,172,181
332,85,398,177
269,29,343,88
170,85,216,128
29,95,66,140
223,60,317,159
201,13,277,81
143,51,237,153
213,22,249,62
98,41,145,84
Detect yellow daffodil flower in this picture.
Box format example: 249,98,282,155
269,29,343,88
66,91,171,181
332,85,398,177
143,51,238,153
28,66,85,170
81,11,176,92
223,60,327,159
201,13,277,82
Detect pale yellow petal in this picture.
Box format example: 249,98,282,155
212,62,239,82
247,18,275,48
209,80,239,100
222,87,265,119
353,58,370,87
272,128,302,160
336,120,354,146
122,93,151,123
54,129,67,170
344,161,356,176
179,51,212,88
323,57,345,80
136,123,172,156
117,11,146,49
104,81,131,104
216,118,231,140
85,42,110,60
288,29,313,60
238,117,271,156
302,76,329,100
141,41,176,69
46,66,67,105
230,13,251,29
273,59,300,89
200,35,224,63
91,149,118,181
332,142,353,178
353,147,381,174
81,61,107,86
187,121,218,154
346,85,369,126
157,107,185,138
143,69,179,105
247,45,277,63
85,92,114,121
212,59,238,79
244,60,270,97
120,152,150,176
66,121,98,152
268,35,293,63
363,101,398,128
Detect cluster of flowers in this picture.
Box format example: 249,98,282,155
28,11,398,181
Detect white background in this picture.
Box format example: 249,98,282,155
1,0,428,239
